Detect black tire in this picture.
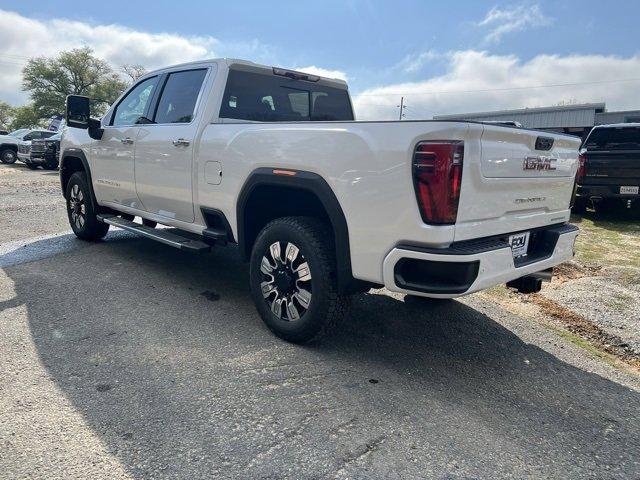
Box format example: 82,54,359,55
65,172,110,241
142,218,157,228
25,163,39,170
572,196,587,214
43,162,58,170
249,216,350,343
1,148,17,164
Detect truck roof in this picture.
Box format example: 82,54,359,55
144,58,349,88
593,122,640,129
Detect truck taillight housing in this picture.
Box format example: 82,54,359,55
570,152,587,208
412,141,464,224
576,152,587,183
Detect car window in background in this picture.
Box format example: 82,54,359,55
112,76,158,127
220,69,354,122
23,131,40,141
584,126,640,150
154,69,207,124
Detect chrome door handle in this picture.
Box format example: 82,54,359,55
172,138,190,147
120,137,134,145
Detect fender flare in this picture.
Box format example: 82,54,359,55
59,148,98,209
237,167,356,293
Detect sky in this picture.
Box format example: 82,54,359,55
0,0,637,120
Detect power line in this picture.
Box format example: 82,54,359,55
352,77,640,97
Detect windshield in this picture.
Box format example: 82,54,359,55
8,128,28,138
584,126,640,151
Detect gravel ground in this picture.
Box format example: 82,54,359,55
1,164,639,479
543,274,640,354
0,164,68,242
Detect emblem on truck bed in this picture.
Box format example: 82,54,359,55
523,155,557,171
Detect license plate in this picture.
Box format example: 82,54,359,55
620,186,639,195
509,232,530,259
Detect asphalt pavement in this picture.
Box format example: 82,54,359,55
1,164,639,479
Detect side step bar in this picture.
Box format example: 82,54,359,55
97,214,211,253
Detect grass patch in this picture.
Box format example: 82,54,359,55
571,214,640,270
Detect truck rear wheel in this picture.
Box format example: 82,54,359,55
65,172,110,241
249,216,350,343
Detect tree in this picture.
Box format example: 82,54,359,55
22,47,128,120
122,64,147,83
0,101,15,129
9,103,44,130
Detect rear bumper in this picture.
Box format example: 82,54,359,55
577,184,640,199
383,224,578,298
17,152,30,163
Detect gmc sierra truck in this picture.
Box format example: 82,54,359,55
574,123,640,212
60,58,580,343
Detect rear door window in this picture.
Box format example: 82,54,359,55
154,69,207,124
220,69,353,122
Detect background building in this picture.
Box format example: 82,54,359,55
434,103,640,138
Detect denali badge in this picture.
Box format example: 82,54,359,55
523,155,557,171
515,196,546,204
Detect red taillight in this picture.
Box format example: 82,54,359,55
576,152,587,183
412,141,464,224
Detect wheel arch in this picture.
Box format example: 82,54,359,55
59,148,98,208
237,168,359,293
0,143,18,152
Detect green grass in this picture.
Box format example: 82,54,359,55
571,214,640,270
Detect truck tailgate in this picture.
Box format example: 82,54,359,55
582,150,640,185
455,125,581,241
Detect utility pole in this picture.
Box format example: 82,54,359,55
397,96,406,120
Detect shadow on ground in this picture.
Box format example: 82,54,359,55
2,233,639,479
571,207,640,233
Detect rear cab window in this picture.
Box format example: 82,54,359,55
583,126,640,151
220,68,354,122
154,69,207,124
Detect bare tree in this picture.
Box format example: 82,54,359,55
121,64,148,83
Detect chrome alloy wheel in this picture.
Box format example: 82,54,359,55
260,241,312,321
68,183,86,230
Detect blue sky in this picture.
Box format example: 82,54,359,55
0,1,638,119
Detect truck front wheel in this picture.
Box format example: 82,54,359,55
65,172,110,241
1,148,17,164
249,216,350,343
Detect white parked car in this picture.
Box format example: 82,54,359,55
0,128,57,164
60,58,581,343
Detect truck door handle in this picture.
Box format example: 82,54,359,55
120,137,134,145
172,138,190,147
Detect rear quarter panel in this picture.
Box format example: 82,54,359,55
198,121,475,283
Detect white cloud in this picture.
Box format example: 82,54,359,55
0,9,275,105
396,50,441,73
478,4,553,44
353,50,640,120
294,65,348,81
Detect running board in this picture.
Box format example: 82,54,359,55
97,214,211,253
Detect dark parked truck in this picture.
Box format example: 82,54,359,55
26,132,61,170
574,123,640,212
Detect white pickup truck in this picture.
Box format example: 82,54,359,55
61,58,580,343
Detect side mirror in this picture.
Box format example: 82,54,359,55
66,95,90,129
